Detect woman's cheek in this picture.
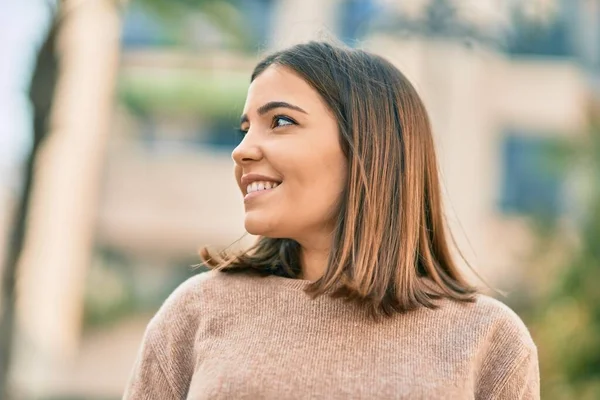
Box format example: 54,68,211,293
234,165,243,192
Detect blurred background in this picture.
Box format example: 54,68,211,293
0,0,599,398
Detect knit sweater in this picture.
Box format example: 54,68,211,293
123,270,539,399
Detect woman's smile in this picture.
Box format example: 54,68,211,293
244,181,281,202
240,173,283,203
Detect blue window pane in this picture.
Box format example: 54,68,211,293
121,6,176,49
239,0,275,49
338,0,377,45
499,133,565,217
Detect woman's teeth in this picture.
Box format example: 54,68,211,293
247,181,280,194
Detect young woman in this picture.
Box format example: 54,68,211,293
124,41,539,399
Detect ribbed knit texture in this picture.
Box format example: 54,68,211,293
123,270,539,399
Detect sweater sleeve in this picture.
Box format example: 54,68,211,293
122,337,181,399
475,302,540,400
123,273,207,399
492,349,540,400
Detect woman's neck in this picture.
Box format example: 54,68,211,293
298,244,330,281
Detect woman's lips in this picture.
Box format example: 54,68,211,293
244,184,280,203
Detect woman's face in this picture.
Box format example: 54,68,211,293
233,66,347,244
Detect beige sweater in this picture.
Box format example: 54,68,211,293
123,270,539,399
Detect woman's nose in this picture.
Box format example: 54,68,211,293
232,133,263,165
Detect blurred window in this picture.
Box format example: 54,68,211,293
506,3,572,57
204,120,241,150
338,0,377,45
499,133,565,217
240,0,275,48
121,5,176,48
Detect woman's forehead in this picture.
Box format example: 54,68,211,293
243,66,323,115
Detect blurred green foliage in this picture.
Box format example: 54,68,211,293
83,247,206,330
134,0,254,51
118,71,248,119
515,113,600,399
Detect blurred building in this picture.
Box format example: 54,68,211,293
101,45,590,281
15,0,599,398
101,0,596,284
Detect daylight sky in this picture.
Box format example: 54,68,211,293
0,0,54,189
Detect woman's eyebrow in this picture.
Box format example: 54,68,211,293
240,101,308,125
257,101,307,115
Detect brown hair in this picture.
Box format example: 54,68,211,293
200,41,477,319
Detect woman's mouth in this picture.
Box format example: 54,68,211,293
244,180,281,202
246,180,280,194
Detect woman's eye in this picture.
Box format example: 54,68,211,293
272,115,296,129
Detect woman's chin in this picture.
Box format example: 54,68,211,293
245,225,265,236
244,215,276,237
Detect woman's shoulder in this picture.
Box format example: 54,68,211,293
435,293,537,355
160,269,246,308
146,270,241,327
442,295,540,396
466,294,533,337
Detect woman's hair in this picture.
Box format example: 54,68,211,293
200,41,477,319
